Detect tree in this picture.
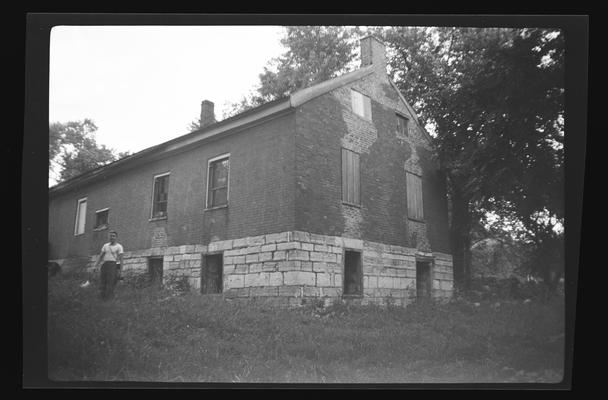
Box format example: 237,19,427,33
378,27,564,292
49,119,130,184
187,26,361,129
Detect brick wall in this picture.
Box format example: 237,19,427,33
294,69,451,254
48,112,297,260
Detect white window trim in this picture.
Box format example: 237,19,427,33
150,172,171,220
205,153,230,210
74,197,87,236
94,207,110,230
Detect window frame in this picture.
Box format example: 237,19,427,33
93,207,110,231
350,89,372,121
150,172,170,220
73,197,87,236
205,153,230,210
406,171,424,222
396,113,409,136
341,148,361,207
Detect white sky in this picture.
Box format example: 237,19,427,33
49,26,287,155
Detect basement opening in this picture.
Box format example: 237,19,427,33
343,250,363,296
416,260,432,299
148,257,163,288
202,254,223,294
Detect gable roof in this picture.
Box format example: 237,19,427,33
49,64,430,196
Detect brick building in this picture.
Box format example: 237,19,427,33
48,36,454,306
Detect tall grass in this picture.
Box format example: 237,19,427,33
48,270,565,383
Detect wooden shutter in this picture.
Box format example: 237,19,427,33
342,148,360,205
363,95,372,120
406,172,423,220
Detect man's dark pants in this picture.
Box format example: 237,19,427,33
100,261,118,300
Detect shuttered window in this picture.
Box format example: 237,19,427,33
342,148,360,206
152,173,170,218
406,172,424,220
74,197,87,235
351,90,372,120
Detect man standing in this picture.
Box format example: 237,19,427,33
94,230,124,300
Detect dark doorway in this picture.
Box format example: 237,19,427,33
148,257,163,288
343,250,362,296
416,261,432,299
202,254,223,294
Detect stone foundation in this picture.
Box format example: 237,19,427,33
56,231,453,307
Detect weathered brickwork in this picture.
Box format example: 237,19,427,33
294,64,450,254
48,37,453,307
55,231,453,307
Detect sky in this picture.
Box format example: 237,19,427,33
49,26,287,156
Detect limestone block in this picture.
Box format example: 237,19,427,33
194,244,207,253
245,246,261,254
378,276,395,289
291,231,311,243
245,253,259,263
283,271,315,286
342,237,363,250
261,244,277,252
225,274,245,289
224,248,246,257
268,272,283,286
245,273,270,287
265,232,290,244
277,242,301,251
277,260,300,271
248,263,263,273
287,249,309,261
317,273,331,287
163,255,173,262
313,262,328,272
259,252,273,262
232,238,248,248
300,261,313,271
234,264,248,274
208,240,233,252
246,235,266,246
301,243,314,251
314,244,329,253
303,286,321,297
273,251,287,261
262,262,278,272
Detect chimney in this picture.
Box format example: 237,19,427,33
360,35,387,70
200,100,216,128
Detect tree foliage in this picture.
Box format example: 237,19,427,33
220,26,361,120
377,27,564,290
49,119,130,184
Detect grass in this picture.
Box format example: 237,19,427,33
47,270,565,384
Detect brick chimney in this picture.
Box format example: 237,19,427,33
360,35,387,70
200,100,216,128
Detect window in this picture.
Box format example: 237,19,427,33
343,250,362,296
406,172,424,220
342,148,360,206
397,114,409,136
207,154,230,208
151,173,170,219
94,208,109,230
202,254,223,294
416,261,432,299
74,197,87,235
148,257,164,288
351,89,372,120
